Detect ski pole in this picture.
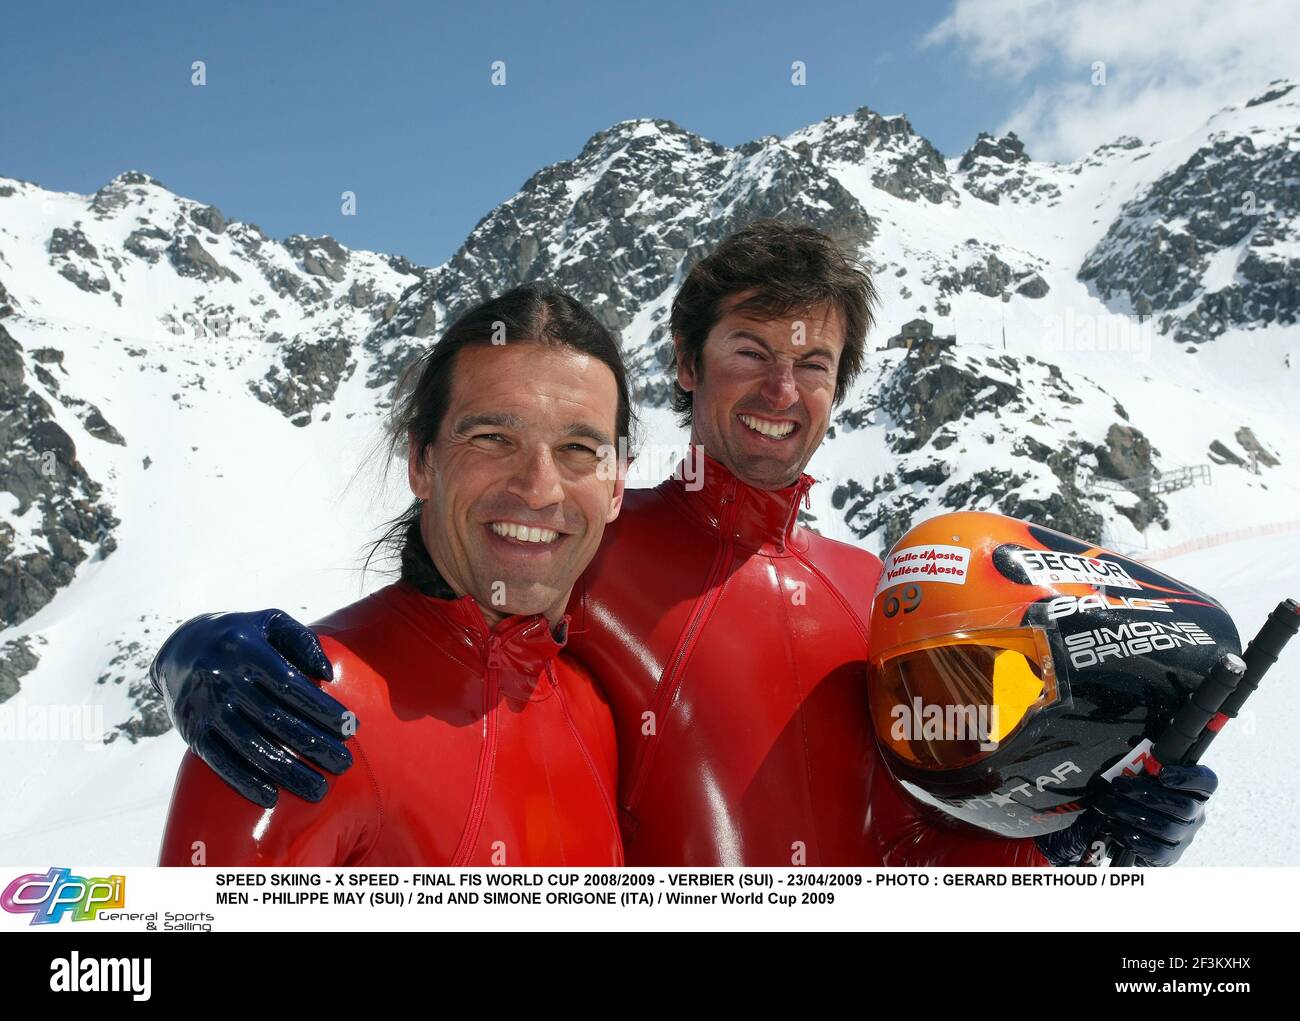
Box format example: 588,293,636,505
1107,597,1299,866
1184,598,1300,763
1107,652,1245,867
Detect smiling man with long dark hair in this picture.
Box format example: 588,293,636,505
158,285,629,867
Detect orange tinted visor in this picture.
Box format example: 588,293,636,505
869,628,1060,771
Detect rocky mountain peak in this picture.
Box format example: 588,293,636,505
1246,78,1297,108
789,106,956,205
955,130,1061,207
958,130,1030,171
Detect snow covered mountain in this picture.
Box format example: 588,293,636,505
1,79,1297,864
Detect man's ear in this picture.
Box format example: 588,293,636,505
607,468,627,524
674,334,697,394
407,432,432,500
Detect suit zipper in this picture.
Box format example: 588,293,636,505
451,634,502,865
777,476,812,550
553,677,626,865
622,476,740,825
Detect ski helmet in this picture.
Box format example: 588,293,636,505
867,511,1240,838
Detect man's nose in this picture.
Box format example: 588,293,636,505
758,360,799,410
506,445,566,510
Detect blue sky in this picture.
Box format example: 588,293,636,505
4,0,1291,266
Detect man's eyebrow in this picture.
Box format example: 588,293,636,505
724,329,837,361
562,422,614,448
455,412,613,448
725,329,773,349
795,344,838,361
453,411,524,433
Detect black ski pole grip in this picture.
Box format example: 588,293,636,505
1186,598,1299,763
1149,653,1246,770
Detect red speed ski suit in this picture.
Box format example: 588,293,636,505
159,583,623,867
565,451,1049,866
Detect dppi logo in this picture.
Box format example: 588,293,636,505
1,868,125,925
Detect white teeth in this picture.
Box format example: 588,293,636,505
489,522,560,543
740,414,796,439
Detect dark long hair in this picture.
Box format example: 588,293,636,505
364,284,636,594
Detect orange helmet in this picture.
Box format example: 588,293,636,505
868,511,1239,838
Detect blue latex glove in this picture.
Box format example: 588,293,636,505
1036,764,1217,867
150,609,354,808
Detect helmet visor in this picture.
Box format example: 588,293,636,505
868,627,1060,771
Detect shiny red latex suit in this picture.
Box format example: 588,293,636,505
159,582,623,867
565,451,1048,866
